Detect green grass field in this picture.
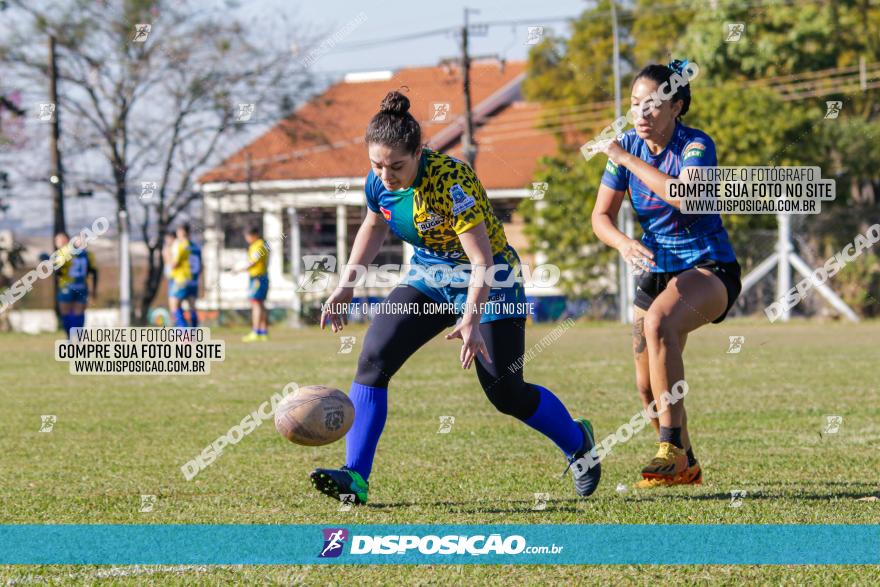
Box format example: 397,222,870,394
1,319,878,584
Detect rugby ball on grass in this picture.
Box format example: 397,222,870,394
274,385,354,446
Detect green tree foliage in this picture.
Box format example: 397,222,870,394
518,155,614,297
522,0,880,307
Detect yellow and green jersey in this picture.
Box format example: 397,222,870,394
169,239,192,284
57,245,94,289
247,238,269,277
364,148,511,265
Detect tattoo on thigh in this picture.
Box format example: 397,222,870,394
632,317,647,354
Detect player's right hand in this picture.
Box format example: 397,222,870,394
320,287,353,333
616,237,656,272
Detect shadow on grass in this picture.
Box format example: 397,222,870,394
368,488,880,511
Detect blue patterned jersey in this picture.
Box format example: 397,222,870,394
188,241,202,280
600,122,737,272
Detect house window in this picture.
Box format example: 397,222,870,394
221,212,262,249
281,206,404,273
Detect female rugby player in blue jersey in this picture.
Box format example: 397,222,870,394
310,91,601,504
592,60,741,488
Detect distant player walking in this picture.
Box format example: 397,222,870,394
591,60,742,487
310,91,601,505
242,226,270,342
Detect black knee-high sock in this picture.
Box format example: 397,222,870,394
659,426,682,449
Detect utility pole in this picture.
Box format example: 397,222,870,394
48,35,66,238
48,35,66,323
460,7,479,168
610,1,635,324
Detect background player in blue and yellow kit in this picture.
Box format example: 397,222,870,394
242,226,269,342
310,91,601,505
592,60,742,488
168,224,193,327
54,231,97,338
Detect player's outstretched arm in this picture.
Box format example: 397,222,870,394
592,183,655,271
601,139,683,208
444,221,492,370
320,210,389,333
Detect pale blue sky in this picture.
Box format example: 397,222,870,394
254,0,587,75
1,0,590,234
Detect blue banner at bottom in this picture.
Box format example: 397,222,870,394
0,525,877,565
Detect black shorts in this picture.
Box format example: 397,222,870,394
633,259,742,324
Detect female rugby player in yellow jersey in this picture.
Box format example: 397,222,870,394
309,91,601,505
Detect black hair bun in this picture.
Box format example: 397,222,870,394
379,90,410,115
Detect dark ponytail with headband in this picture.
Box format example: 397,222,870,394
633,58,692,119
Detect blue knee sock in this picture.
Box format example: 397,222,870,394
173,308,187,327
189,309,199,327
75,313,85,329
523,384,586,457
344,382,388,482
61,314,73,337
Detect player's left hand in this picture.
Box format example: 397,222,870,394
445,320,492,370
601,139,627,165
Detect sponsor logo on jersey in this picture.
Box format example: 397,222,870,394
379,206,392,221
416,212,445,232
449,184,476,215
683,142,706,160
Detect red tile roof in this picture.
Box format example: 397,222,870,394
199,61,561,190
